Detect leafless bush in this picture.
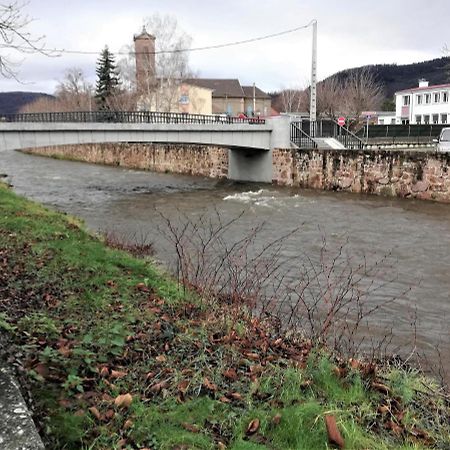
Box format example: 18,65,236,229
102,228,154,258
157,210,413,359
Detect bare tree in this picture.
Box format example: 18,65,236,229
0,1,45,78
316,76,343,119
55,68,93,111
276,87,307,113
118,13,194,112
341,68,384,124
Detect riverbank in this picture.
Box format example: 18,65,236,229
0,183,449,449
23,144,450,203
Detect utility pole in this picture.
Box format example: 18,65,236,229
310,20,318,134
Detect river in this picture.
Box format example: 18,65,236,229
1,150,449,378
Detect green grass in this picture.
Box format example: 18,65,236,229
0,182,448,449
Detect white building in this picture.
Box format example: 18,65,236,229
395,79,450,125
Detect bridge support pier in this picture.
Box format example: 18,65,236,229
228,148,273,183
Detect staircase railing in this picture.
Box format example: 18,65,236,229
290,119,365,150
290,121,317,149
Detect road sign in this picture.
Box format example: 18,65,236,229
338,117,345,127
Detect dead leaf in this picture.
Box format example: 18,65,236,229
110,370,127,379
203,377,218,392
88,406,101,420
99,366,109,377
217,442,227,450
156,355,167,363
230,392,243,401
114,393,133,408
178,380,189,394
104,409,115,420
117,438,127,448
223,368,238,380
385,420,403,435
58,346,72,357
246,418,260,435
123,419,133,430
219,396,231,403
272,413,282,426
34,363,49,378
324,415,345,449
182,422,200,433
150,380,169,393
372,381,391,395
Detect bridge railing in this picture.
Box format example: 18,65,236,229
0,111,266,125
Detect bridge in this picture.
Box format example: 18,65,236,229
0,111,293,182
0,111,367,182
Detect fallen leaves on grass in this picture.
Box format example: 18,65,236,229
114,393,133,408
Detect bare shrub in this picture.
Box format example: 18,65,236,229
102,228,154,258
157,210,411,359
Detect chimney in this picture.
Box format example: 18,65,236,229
418,79,429,88
134,26,156,94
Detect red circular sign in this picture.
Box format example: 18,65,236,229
337,117,346,127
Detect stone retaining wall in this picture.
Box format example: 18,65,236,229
273,148,450,202
23,143,229,179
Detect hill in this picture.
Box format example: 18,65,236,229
0,91,54,115
326,57,450,100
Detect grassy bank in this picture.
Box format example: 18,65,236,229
0,183,448,449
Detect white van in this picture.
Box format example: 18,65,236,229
435,128,450,152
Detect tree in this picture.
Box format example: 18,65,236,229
55,67,93,111
118,13,193,112
95,46,121,110
341,68,384,125
0,1,45,78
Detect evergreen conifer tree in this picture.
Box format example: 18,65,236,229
95,46,121,110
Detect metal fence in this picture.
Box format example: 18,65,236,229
0,111,266,125
356,124,446,145
291,119,364,150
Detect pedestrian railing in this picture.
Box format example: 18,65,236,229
0,111,266,125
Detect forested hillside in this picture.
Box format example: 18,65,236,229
0,92,54,115
327,57,450,99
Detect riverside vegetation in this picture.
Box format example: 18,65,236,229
0,182,449,449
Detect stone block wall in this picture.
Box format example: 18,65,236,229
273,148,450,202
23,143,229,179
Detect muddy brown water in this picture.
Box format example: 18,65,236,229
1,150,449,379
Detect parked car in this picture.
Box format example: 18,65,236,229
434,128,450,152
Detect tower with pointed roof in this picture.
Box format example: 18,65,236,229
134,26,156,93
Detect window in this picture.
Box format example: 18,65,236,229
416,94,422,104
415,115,422,124
442,114,448,124
403,95,410,106
379,119,384,125
433,92,440,103
432,114,439,124
424,115,430,124
424,94,431,104
443,92,449,103
391,118,396,124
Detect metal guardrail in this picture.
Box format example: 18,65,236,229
0,111,266,125
356,124,446,145
291,119,364,150
290,122,317,149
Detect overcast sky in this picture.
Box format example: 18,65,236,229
1,0,448,94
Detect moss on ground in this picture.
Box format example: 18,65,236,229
0,183,448,449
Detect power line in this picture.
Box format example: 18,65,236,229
12,21,315,57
